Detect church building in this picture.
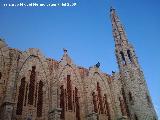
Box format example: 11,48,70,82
0,7,157,120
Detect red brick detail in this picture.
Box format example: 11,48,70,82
67,75,72,110
0,72,2,79
37,81,43,117
24,83,28,106
16,77,25,115
34,83,38,107
28,66,36,105
60,85,65,119
75,87,80,120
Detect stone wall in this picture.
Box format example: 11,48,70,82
0,39,157,120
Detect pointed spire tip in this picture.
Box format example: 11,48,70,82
110,6,115,12
63,48,67,53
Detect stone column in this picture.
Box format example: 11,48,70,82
48,108,62,120
86,112,98,120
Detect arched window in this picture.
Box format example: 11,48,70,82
120,51,126,64
60,85,65,119
37,81,43,117
28,66,36,105
127,50,132,62
16,77,25,115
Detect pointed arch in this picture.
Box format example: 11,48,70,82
14,51,51,120
57,64,82,120
127,50,132,63
120,51,126,64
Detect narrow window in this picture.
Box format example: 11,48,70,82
120,51,126,64
34,83,38,107
0,72,2,79
37,81,43,117
60,85,65,119
129,92,133,101
67,75,72,110
65,89,67,111
16,77,25,115
127,50,132,62
28,66,36,105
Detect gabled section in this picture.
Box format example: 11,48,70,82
60,48,73,66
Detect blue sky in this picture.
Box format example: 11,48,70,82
0,0,160,118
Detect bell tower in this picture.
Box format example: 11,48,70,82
110,7,157,120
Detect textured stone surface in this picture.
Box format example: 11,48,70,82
0,8,158,120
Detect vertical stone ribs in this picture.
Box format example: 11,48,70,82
60,75,81,120
28,66,36,105
16,77,25,115
92,82,111,119
121,88,130,117
104,94,111,120
97,82,104,114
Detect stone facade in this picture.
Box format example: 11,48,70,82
0,8,158,120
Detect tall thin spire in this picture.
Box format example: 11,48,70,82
110,7,158,120
110,7,128,46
